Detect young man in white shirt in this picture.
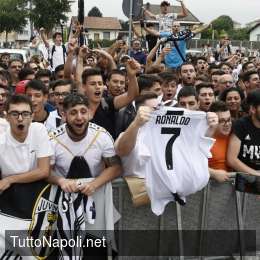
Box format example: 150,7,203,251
143,0,188,33
48,93,122,195
0,95,52,192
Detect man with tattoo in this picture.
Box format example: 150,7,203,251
48,93,122,196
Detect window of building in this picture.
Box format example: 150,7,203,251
94,33,100,41
103,32,110,40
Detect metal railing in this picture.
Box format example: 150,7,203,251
112,174,260,259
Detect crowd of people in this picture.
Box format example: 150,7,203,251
0,0,259,256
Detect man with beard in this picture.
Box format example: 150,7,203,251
196,82,215,112
25,80,50,125
227,89,260,175
175,62,197,99
0,95,52,192
45,79,73,131
48,93,122,196
47,93,121,258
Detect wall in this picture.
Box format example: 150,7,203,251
250,26,260,41
88,30,119,41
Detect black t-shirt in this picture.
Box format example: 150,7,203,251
91,96,117,140
232,116,260,170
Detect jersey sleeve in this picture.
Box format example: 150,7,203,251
199,136,215,158
35,123,54,158
100,130,117,159
160,32,171,38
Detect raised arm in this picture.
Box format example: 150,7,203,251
113,59,140,110
144,25,160,37
115,106,154,156
39,28,50,49
143,7,157,20
191,24,210,35
146,40,161,70
93,48,117,72
176,0,188,18
64,38,78,80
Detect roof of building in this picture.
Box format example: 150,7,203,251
246,18,260,28
71,16,122,30
144,4,201,24
249,22,260,33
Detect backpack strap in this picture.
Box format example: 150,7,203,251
50,127,102,158
49,44,67,68
49,45,56,68
172,40,186,63
62,44,67,64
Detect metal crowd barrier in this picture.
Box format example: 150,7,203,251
111,174,260,260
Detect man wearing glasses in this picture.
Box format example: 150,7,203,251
208,101,232,183
45,79,73,131
216,74,235,96
0,95,52,192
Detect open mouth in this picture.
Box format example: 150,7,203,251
94,91,102,97
166,93,173,99
75,123,84,128
17,124,25,130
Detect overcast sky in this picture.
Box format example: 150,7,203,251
70,0,259,25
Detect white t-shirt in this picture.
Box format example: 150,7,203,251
120,130,150,178
49,43,67,71
0,122,53,178
50,123,116,178
155,13,178,32
0,118,8,134
138,107,215,215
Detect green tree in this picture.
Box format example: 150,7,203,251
88,6,103,17
230,28,249,41
212,15,234,33
0,0,28,42
30,0,74,32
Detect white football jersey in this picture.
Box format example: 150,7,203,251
138,107,215,215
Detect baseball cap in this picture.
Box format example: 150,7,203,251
160,1,170,6
15,80,29,94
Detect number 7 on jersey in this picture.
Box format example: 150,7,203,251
161,127,181,170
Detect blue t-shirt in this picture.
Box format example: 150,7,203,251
160,32,187,69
